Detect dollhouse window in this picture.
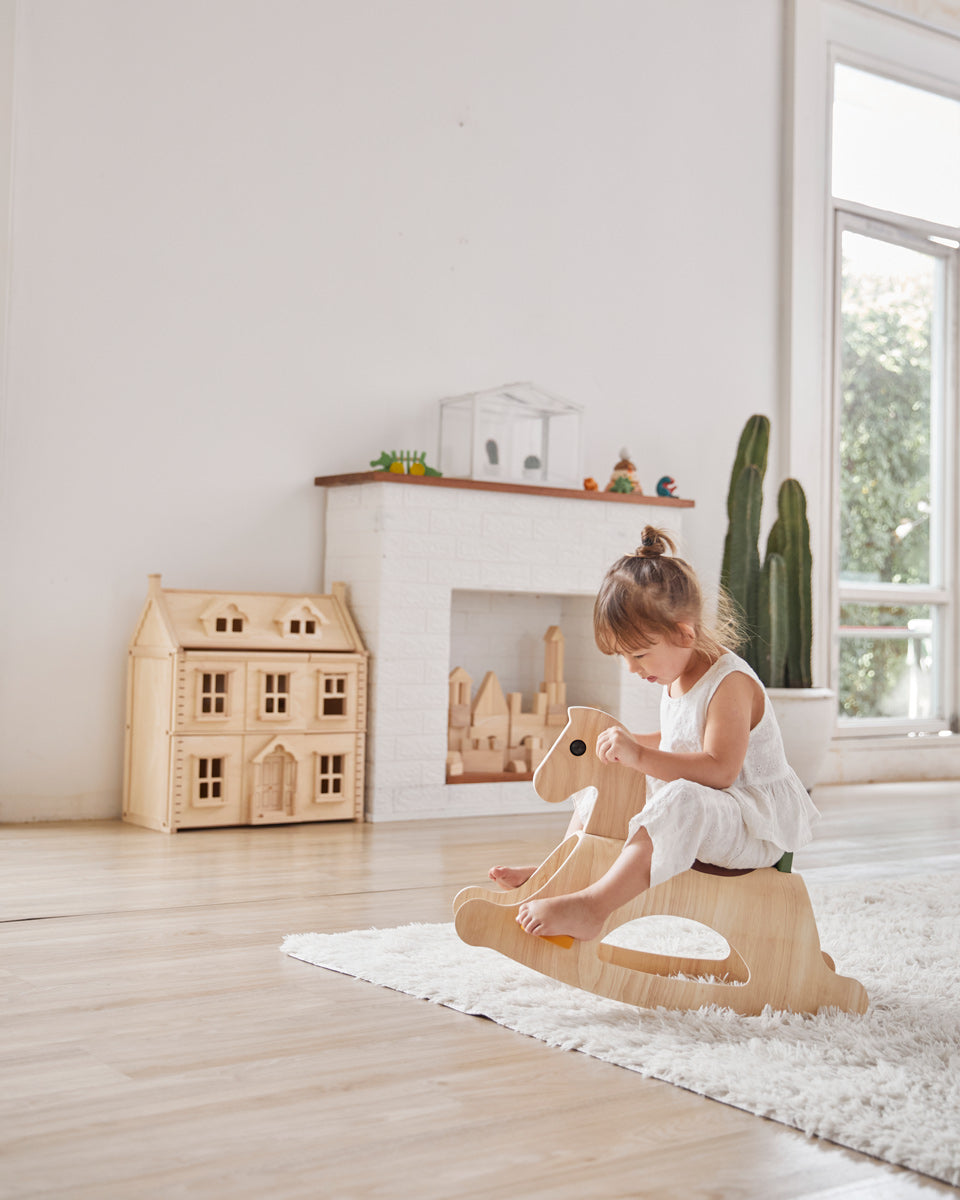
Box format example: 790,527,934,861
197,757,223,803
317,753,344,795
276,602,327,640
288,619,317,635
321,675,347,716
201,601,249,638
263,673,289,716
199,672,229,716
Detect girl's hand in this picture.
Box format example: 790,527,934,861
595,727,644,772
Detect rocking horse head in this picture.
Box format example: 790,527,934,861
533,707,646,841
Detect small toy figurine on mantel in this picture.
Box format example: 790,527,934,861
370,450,442,477
605,448,642,494
657,475,678,497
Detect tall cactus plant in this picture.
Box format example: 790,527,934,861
720,415,813,688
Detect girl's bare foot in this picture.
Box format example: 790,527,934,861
488,865,535,889
516,892,606,942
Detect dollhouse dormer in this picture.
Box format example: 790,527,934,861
275,599,330,641
200,599,250,637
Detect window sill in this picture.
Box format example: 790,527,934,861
834,724,955,745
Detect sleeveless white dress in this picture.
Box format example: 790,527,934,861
576,651,820,888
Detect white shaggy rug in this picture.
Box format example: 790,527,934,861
282,873,960,1186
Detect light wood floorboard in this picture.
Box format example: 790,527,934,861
1,782,958,1199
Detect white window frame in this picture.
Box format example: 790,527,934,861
831,208,958,734
788,0,960,745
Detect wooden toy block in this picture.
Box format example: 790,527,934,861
448,704,471,729
471,672,508,721
454,706,868,1016
449,668,472,708
124,576,369,832
543,625,564,681
461,748,505,773
446,626,573,780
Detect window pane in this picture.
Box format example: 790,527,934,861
838,603,934,719
839,232,934,586
833,64,960,226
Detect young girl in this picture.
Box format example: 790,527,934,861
489,525,820,943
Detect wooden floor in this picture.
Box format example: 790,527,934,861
2,782,959,1199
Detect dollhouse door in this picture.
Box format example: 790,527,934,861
256,748,297,820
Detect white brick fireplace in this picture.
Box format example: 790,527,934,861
317,473,691,821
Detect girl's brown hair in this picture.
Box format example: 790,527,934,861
593,526,742,660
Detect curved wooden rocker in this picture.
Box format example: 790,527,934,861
454,707,868,1017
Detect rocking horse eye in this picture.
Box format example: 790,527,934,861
569,739,587,757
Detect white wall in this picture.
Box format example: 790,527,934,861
0,0,784,820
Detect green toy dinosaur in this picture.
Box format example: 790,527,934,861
369,450,442,477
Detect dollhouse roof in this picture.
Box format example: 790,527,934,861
130,576,366,654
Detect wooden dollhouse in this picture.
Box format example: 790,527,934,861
123,576,368,831
446,626,567,780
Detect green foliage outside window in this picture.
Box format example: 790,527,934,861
838,602,931,719
839,253,933,718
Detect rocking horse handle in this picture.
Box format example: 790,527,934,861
533,707,647,842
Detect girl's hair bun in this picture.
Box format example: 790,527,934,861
595,525,743,658
634,526,675,559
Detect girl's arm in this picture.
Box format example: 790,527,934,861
632,731,661,750
596,673,761,789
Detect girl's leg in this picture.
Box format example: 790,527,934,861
488,808,584,889
515,826,653,941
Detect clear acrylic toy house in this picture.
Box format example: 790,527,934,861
438,382,583,487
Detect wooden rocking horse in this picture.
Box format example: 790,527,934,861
453,707,868,1016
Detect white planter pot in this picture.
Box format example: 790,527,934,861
767,688,836,790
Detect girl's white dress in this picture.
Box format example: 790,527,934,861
576,651,820,888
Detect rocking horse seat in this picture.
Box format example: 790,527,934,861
692,860,757,877
691,851,790,876
453,706,867,1017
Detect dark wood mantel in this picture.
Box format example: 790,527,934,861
314,470,694,507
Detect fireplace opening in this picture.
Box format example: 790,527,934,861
446,590,623,782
